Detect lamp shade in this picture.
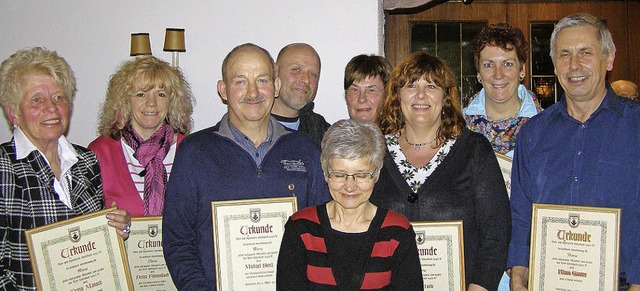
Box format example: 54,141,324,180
130,33,152,56
163,28,186,52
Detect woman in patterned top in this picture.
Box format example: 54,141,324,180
277,119,423,290
462,23,542,158
463,23,542,291
0,47,131,290
371,52,510,291
88,56,194,217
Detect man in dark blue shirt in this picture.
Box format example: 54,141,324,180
507,13,640,290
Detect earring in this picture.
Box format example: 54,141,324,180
477,77,482,84
520,74,525,81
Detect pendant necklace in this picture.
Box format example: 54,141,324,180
404,135,436,151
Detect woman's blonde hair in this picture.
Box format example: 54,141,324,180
97,56,194,139
0,47,76,129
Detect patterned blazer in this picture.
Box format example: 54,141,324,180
0,139,104,290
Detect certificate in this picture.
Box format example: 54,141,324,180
212,197,297,291
495,153,512,198
412,221,465,291
529,203,620,290
126,216,176,291
24,207,133,291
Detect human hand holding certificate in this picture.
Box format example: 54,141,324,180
212,197,297,291
529,203,620,290
25,207,133,291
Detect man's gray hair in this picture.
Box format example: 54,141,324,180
550,13,615,63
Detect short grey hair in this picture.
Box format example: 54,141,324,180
0,47,76,129
550,13,615,63
320,119,385,178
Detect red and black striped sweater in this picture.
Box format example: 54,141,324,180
276,204,423,290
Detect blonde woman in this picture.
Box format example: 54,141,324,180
89,56,194,217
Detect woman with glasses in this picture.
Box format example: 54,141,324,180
371,52,510,291
276,119,423,290
343,54,392,123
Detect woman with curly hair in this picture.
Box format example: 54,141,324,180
0,47,131,289
371,52,511,291
89,56,194,217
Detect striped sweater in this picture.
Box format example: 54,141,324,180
276,204,423,290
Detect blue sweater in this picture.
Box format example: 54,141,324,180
162,119,330,290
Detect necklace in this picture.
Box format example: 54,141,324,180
404,135,436,151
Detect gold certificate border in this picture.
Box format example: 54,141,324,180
411,220,465,291
495,153,512,198
211,197,297,291
528,203,620,290
127,216,176,291
495,153,513,163
24,207,133,290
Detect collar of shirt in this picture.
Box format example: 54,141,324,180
13,127,79,208
14,126,79,163
557,84,624,123
463,84,538,118
271,113,301,130
216,114,291,164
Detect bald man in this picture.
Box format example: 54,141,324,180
162,43,329,290
611,79,639,101
271,43,330,145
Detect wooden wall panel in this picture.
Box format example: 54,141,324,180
385,1,637,86
508,2,630,84
628,2,640,86
385,2,507,66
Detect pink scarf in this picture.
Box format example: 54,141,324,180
122,124,174,216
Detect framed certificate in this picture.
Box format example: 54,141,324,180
24,207,133,291
529,203,620,290
126,216,176,291
495,153,512,198
412,221,465,291
212,197,297,291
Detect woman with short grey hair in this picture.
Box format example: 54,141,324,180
320,119,385,176
277,119,423,290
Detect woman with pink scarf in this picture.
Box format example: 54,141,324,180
89,56,194,217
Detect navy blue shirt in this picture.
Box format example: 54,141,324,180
508,86,640,284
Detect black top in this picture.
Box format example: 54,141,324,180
370,128,511,290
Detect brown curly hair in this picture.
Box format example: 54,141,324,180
472,23,528,71
97,56,194,139
377,52,465,146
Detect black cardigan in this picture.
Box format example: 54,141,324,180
370,128,511,290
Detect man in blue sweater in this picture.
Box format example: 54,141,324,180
162,43,330,290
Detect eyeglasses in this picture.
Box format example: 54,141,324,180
347,86,383,97
327,171,375,184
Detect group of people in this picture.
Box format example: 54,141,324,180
1,12,638,291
